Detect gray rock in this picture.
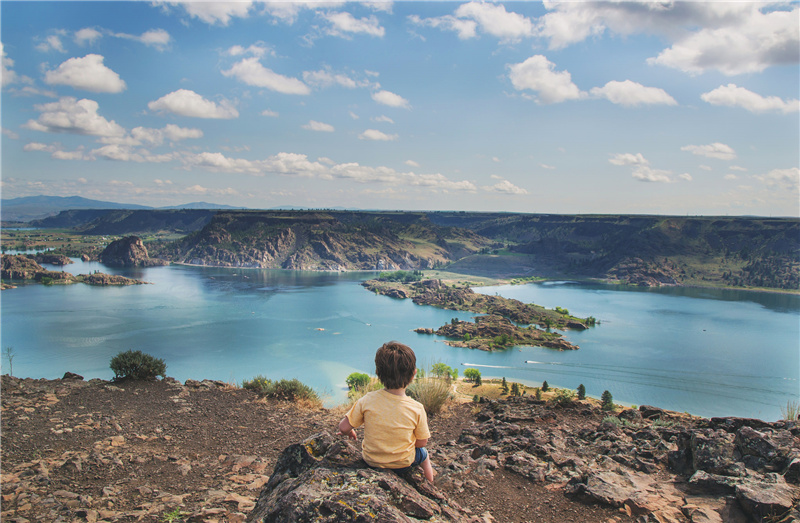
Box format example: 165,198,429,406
735,481,797,522
247,431,479,523
691,430,744,477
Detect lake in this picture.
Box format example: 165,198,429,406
2,258,798,421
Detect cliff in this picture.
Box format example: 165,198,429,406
100,236,168,267
153,211,493,271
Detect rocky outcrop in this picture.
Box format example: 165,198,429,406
247,431,483,522
439,397,800,523
32,253,73,266
100,236,167,267
607,257,681,287
433,315,578,351
75,273,149,286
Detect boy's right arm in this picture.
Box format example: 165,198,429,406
338,416,358,441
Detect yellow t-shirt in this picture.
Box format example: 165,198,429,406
345,389,431,469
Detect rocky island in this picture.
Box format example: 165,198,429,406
363,277,593,351
0,254,148,288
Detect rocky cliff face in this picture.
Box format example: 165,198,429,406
100,236,168,267
159,211,488,271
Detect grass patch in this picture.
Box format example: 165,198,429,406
780,399,799,421
243,376,321,408
407,375,453,417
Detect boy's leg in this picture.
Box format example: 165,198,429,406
414,447,435,482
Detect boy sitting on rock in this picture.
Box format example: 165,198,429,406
337,341,435,482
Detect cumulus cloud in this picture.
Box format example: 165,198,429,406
2,127,19,140
44,54,126,93
222,57,310,95
74,28,102,45
261,109,279,117
590,80,677,107
410,2,533,42
405,159,420,168
173,1,254,26
322,12,385,38
681,143,736,161
1,43,31,87
148,89,239,119
129,124,203,146
36,35,66,53
482,179,528,195
371,89,410,108
23,97,126,137
225,43,271,58
372,115,394,124
261,1,346,25
609,152,649,166
647,7,799,75
507,55,583,104
359,129,398,141
701,84,799,114
302,120,335,132
92,144,173,163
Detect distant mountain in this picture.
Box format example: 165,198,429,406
1,196,151,222
1,195,246,222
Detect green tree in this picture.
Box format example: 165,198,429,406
463,368,481,383
541,380,549,392
345,372,370,390
577,383,586,400
601,390,615,411
510,382,521,396
431,362,453,379
501,377,509,394
534,387,542,400
110,350,166,381
475,374,482,386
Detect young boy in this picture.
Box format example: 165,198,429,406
338,341,435,482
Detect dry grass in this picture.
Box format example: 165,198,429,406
407,377,453,417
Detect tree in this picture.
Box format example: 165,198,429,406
541,380,549,392
510,382,521,396
601,390,615,411
431,362,453,379
501,377,509,394
110,350,166,381
463,368,481,383
475,374,482,386
346,372,371,390
577,383,586,400
4,346,14,377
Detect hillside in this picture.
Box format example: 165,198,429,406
31,209,216,236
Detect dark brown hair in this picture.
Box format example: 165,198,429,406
375,341,417,389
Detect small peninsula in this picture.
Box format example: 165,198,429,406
0,254,148,288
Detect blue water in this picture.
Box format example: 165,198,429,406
2,260,798,420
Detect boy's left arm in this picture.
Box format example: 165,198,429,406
338,416,358,441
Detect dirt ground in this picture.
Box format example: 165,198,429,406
1,375,628,522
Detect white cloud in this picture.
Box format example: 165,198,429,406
408,14,477,40
590,80,677,107
507,55,583,104
23,97,126,137
225,43,270,58
1,43,26,87
44,54,126,93
372,115,394,124
609,153,648,166
648,7,799,76
754,167,799,191
364,2,393,14
302,120,335,132
322,12,385,38
129,124,203,146
75,28,102,45
410,2,533,43
681,143,736,161
148,89,239,119
632,165,672,183
482,179,528,195
173,1,254,26
371,89,410,108
222,57,310,95
261,109,279,117
359,129,398,141
405,159,420,168
302,68,362,89
117,29,171,50
724,174,739,180
701,84,799,114
92,144,174,163
540,163,556,170
261,1,346,25
330,163,477,191
729,165,747,172
36,35,66,53
2,127,19,140
679,173,693,181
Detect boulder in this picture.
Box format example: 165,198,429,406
735,481,798,522
246,431,480,523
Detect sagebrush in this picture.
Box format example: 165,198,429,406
243,376,320,405
407,376,452,416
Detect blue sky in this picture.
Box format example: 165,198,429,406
2,1,798,216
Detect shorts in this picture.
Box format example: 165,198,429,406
371,447,429,474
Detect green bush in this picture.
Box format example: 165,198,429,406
552,388,576,406
243,376,320,405
601,390,615,411
541,380,549,392
347,377,384,403
431,362,456,380
346,372,371,390
110,350,166,381
577,383,586,400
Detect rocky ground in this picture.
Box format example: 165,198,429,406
2,375,798,523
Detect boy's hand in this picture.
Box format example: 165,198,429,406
339,428,358,441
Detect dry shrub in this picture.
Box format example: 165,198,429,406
407,377,453,417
